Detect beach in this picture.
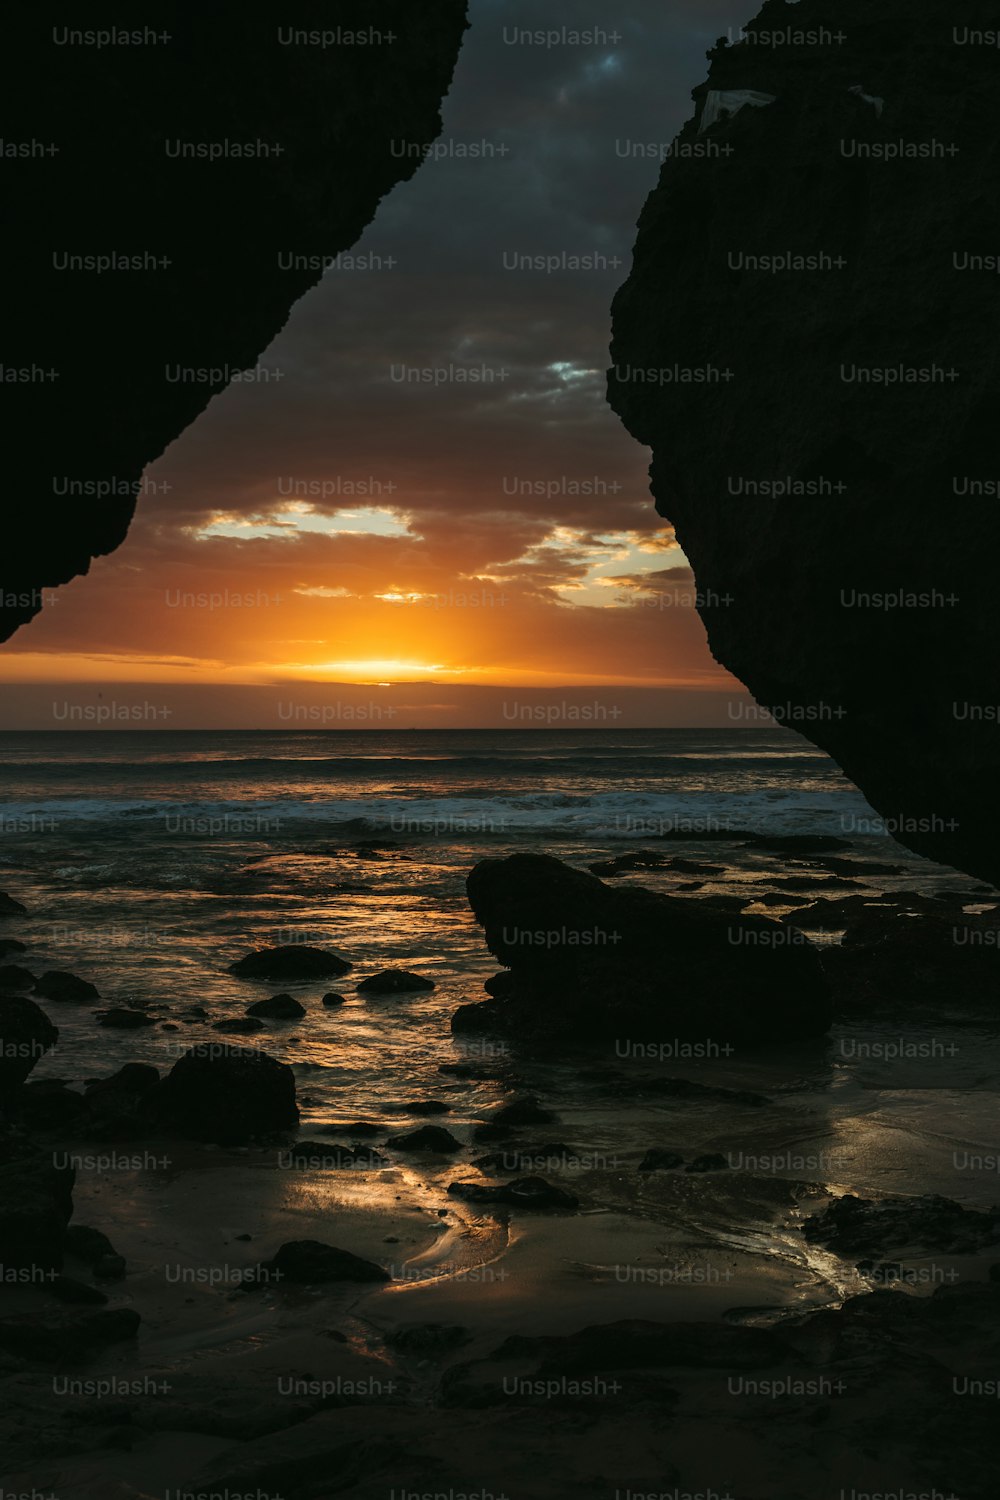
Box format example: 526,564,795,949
3,728,1000,1495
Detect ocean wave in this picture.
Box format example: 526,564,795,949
0,787,877,838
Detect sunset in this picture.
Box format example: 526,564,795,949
0,0,743,726
3,1,997,1496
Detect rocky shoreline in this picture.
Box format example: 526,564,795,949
3,851,1000,1494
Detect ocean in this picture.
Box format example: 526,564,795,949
3,726,999,1312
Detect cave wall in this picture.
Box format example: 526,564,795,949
2,2,468,639
608,0,1000,880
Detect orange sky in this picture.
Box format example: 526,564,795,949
0,1,751,728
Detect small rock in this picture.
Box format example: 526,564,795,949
357,969,435,994
246,993,306,1019
321,992,346,1007
473,1095,557,1140
213,1017,266,1034
250,1238,390,1285
97,1008,156,1029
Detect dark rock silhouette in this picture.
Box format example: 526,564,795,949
83,1062,160,1139
357,969,436,993
608,0,1000,881
804,1192,1000,1258
0,993,57,1091
0,1136,75,1270
1,2,469,639
229,945,350,980
246,993,306,1019
459,853,832,1046
33,970,98,1002
144,1043,298,1143
96,1006,156,1028
246,1239,390,1286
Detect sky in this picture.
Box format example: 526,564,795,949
0,0,761,729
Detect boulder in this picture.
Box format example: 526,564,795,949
321,993,346,1007
97,1007,156,1029
144,1044,298,1145
473,1096,558,1141
318,1120,381,1138
385,1126,462,1153
461,853,832,1046
820,901,1000,1012
228,946,351,980
18,1080,86,1131
247,993,306,1019
0,993,58,1090
0,964,34,990
0,1136,75,1270
803,1193,1000,1258
248,1239,390,1286
84,1063,159,1139
33,970,99,1003
357,969,435,994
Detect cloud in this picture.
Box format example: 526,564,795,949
1,0,757,717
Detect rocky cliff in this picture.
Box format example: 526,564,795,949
609,0,1000,880
2,2,468,639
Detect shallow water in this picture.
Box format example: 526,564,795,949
4,727,999,1314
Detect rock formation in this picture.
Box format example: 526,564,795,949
2,2,468,639
608,0,1000,881
459,853,832,1046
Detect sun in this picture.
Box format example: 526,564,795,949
309,659,447,681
